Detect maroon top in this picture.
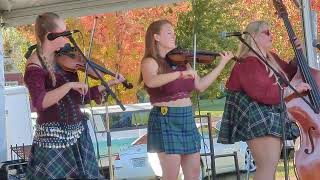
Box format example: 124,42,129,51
226,53,297,105
24,66,102,125
146,64,195,104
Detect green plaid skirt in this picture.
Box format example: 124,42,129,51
217,91,300,144
26,120,102,180
147,106,201,154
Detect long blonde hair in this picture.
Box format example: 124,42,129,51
35,12,60,87
237,20,287,79
139,20,173,84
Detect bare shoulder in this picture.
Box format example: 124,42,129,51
141,57,159,76
141,57,157,64
141,57,158,67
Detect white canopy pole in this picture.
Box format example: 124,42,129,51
301,0,319,68
0,23,7,162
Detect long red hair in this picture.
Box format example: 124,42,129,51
139,19,173,84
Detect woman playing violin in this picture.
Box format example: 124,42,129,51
217,20,310,180
140,19,233,180
24,12,125,179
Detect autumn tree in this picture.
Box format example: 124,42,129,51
12,2,190,105
176,0,317,100
234,0,303,59
4,0,320,105
74,2,190,104
311,0,320,39
2,27,31,74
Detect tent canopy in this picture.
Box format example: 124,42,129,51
0,0,184,27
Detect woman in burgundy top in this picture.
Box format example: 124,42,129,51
217,20,310,180
140,19,233,180
24,12,125,179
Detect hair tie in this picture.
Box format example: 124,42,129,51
24,44,37,59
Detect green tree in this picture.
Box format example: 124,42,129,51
176,0,240,99
176,0,306,100
2,27,31,74
5,0,319,105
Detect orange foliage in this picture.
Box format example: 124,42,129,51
77,2,191,104
16,1,319,104
17,25,36,43
16,2,191,104
311,0,320,34
234,0,304,60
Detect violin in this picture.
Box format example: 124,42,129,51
165,47,221,66
55,43,133,89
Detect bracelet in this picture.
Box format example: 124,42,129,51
179,71,184,79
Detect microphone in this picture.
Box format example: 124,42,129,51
47,30,80,41
220,31,248,38
312,40,320,50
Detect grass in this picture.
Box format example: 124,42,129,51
195,110,224,117
194,98,226,117
244,159,297,180
276,155,297,179
195,98,226,111
214,154,297,180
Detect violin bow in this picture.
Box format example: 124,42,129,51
81,16,98,103
192,0,197,68
85,16,98,86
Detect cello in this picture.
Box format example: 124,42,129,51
273,0,320,179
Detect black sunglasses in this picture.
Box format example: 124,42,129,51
261,30,271,36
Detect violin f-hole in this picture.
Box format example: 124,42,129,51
304,127,316,154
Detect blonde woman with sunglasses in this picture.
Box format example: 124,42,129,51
218,20,310,180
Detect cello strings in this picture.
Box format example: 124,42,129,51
284,18,320,109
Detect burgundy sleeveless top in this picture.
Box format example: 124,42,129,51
146,61,195,104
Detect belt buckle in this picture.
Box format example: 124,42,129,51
160,106,168,116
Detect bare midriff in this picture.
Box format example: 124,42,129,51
152,97,192,107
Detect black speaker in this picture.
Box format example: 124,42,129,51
0,160,27,180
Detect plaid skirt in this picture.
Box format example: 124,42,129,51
217,91,300,144
26,120,102,180
147,106,201,154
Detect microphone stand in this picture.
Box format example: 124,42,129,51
237,36,317,180
101,92,114,180
66,35,126,111
67,34,125,180
86,16,115,180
